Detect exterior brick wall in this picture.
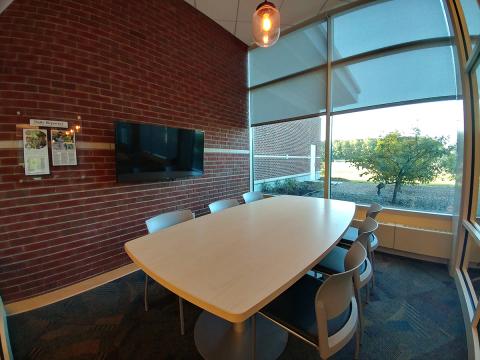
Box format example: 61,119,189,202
253,118,324,181
0,0,249,302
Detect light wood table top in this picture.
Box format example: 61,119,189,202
125,196,355,323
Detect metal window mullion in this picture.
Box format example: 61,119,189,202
250,112,327,127
324,16,333,199
444,0,475,272
466,43,480,72
473,298,480,328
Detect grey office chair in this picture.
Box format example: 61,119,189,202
208,199,239,214
144,209,194,335
313,217,378,338
258,242,367,359
341,203,382,249
242,191,264,204
1,296,12,360
341,204,382,287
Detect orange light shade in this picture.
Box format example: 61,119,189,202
252,1,280,48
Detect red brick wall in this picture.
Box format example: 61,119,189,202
0,0,249,302
253,118,324,180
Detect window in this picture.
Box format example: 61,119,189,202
330,101,462,213
250,70,327,125
459,0,480,49
248,20,327,125
249,21,327,86
253,117,325,198
332,46,460,113
332,0,450,60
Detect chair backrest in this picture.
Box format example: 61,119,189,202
242,191,264,204
0,297,12,360
357,217,378,251
365,202,383,220
345,241,369,293
315,242,366,358
208,199,239,214
145,209,194,234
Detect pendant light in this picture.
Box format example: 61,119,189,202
252,1,280,48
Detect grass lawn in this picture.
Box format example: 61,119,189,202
328,180,455,214
262,179,455,214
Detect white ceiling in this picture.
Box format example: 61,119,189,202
184,0,359,45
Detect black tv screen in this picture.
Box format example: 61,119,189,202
115,121,204,182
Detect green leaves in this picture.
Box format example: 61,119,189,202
333,129,455,203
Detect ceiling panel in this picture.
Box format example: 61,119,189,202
280,0,324,26
322,0,352,13
217,20,236,34
237,0,283,22
196,0,237,21
235,21,253,45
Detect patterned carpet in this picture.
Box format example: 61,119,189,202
8,253,466,360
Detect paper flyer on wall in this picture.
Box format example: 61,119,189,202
51,129,77,166
23,128,50,175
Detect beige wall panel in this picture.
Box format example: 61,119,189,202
394,226,452,259
376,224,395,248
354,205,452,232
350,219,394,248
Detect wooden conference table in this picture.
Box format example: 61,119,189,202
125,195,355,359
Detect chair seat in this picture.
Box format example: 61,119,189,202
261,275,351,343
341,226,378,249
314,246,367,275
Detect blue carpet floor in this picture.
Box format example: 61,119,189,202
8,252,467,359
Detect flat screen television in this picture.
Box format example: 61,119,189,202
115,121,204,182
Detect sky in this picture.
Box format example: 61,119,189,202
327,100,463,145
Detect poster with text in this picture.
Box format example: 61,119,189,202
23,129,50,175
51,129,77,166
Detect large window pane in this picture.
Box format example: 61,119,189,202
332,46,459,113
459,0,480,49
253,117,325,198
249,21,327,87
333,0,450,60
250,70,326,125
330,101,462,213
475,63,480,225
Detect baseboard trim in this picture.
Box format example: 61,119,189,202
5,263,139,316
377,247,449,265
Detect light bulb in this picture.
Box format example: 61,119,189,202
253,1,280,48
262,14,272,31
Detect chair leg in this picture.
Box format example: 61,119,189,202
354,324,361,360
365,282,370,304
251,315,256,360
178,297,185,336
370,250,376,290
144,274,149,312
354,286,364,345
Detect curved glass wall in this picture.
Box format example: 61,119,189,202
249,0,462,215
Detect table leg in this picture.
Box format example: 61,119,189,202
194,310,288,360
